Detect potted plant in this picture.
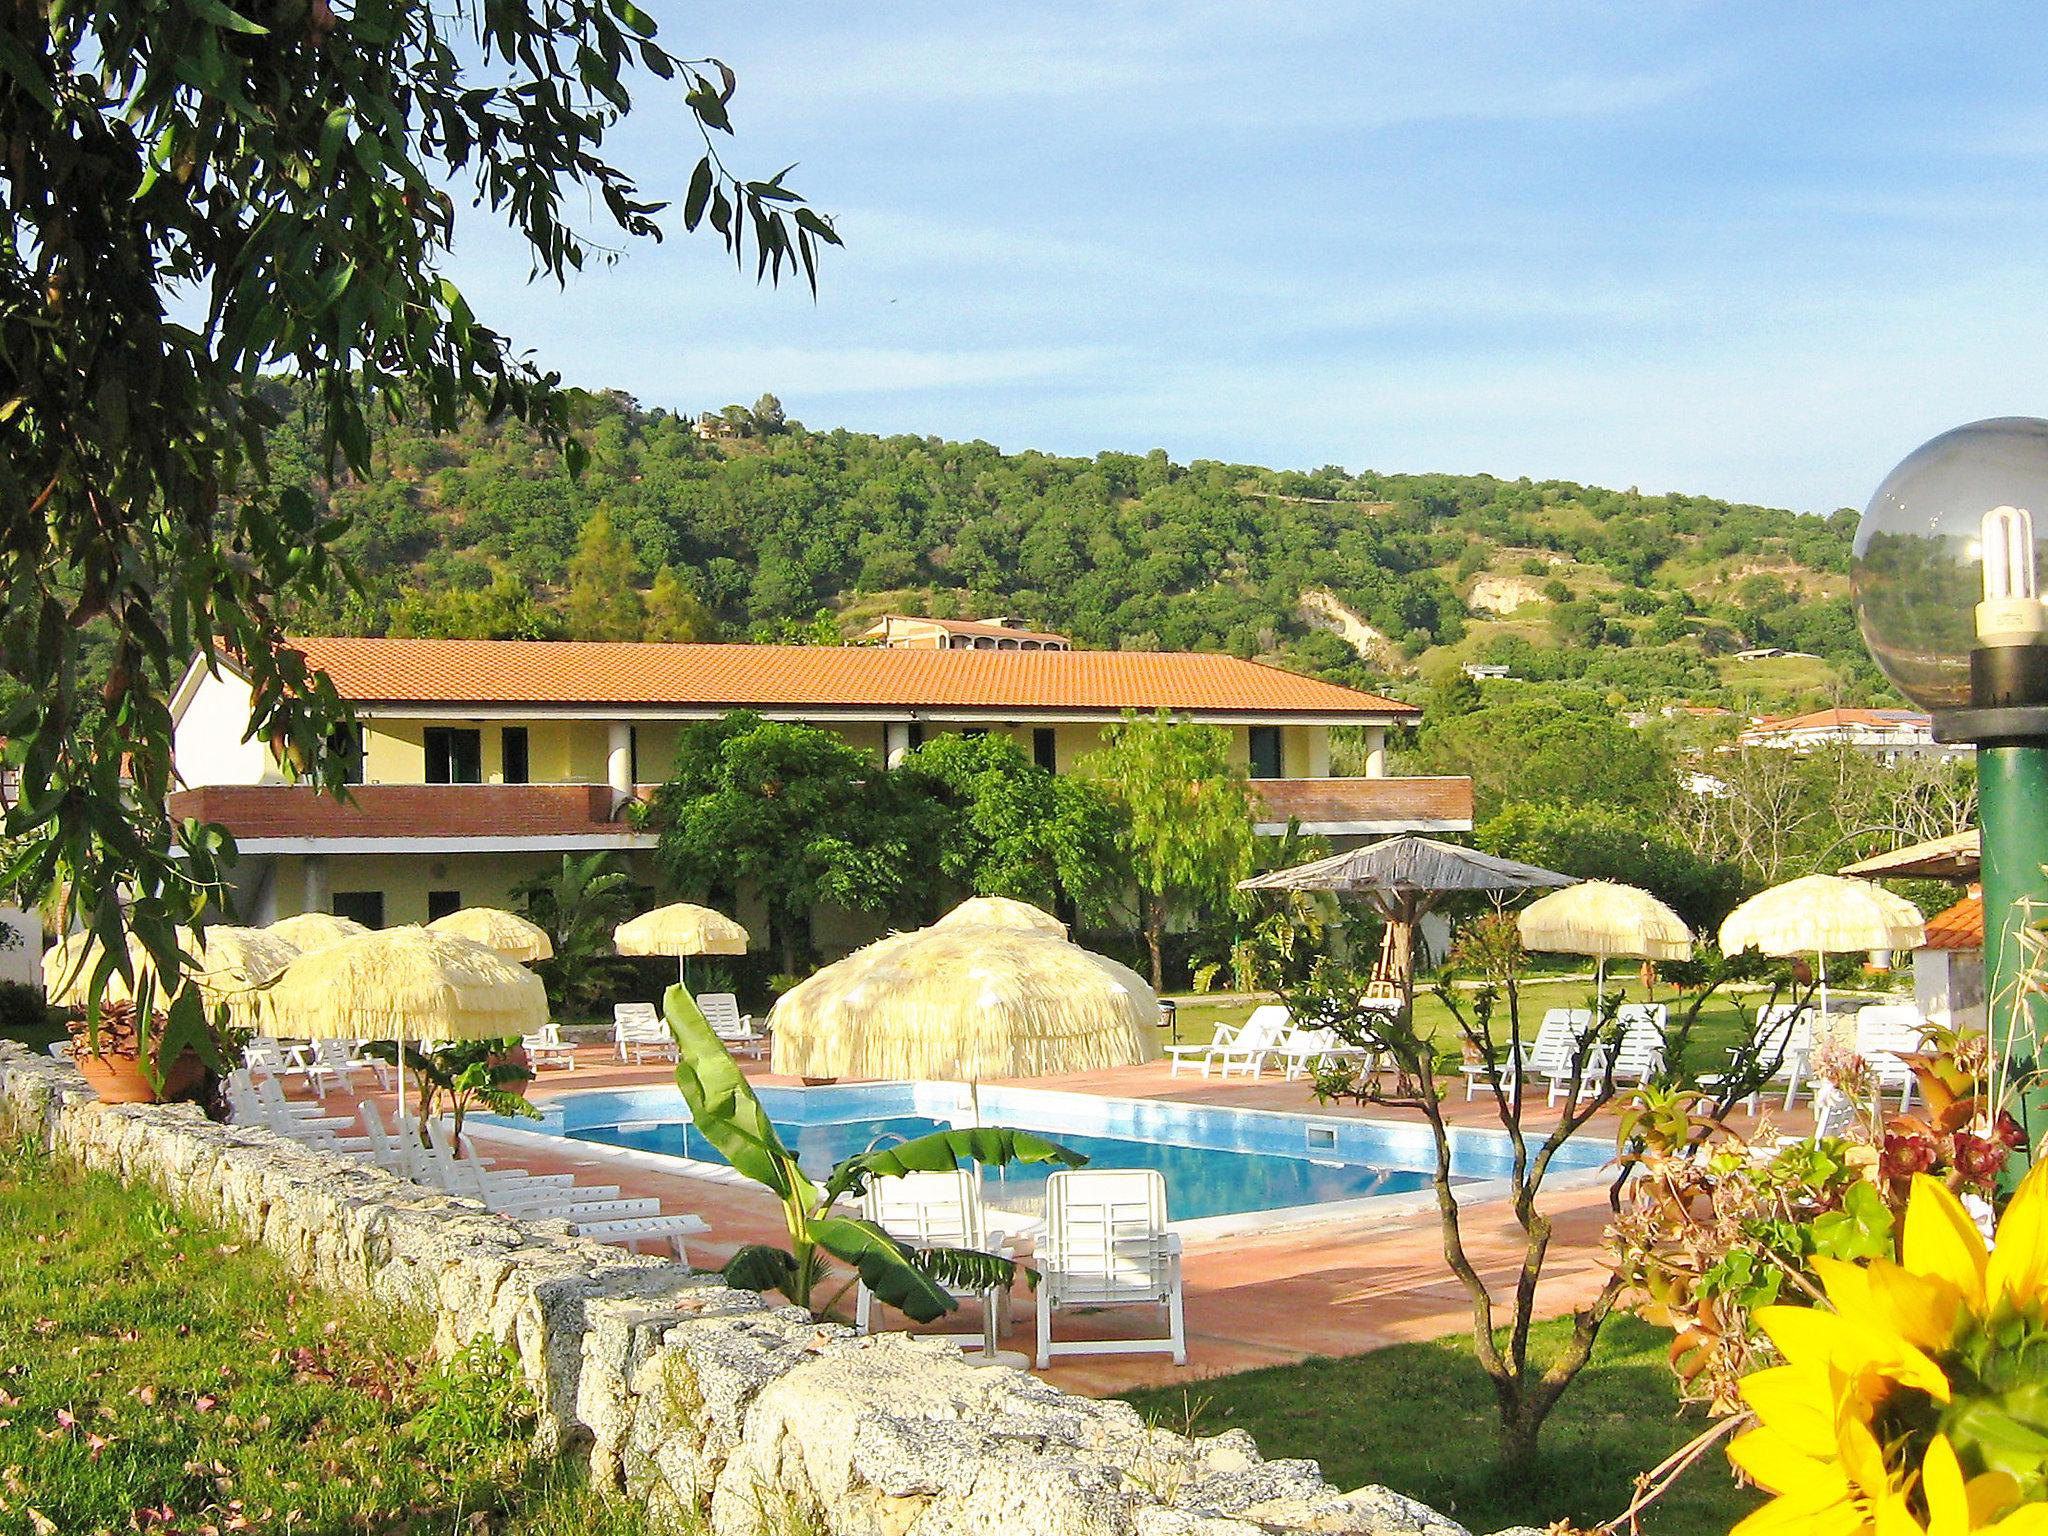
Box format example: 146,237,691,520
62,1000,205,1105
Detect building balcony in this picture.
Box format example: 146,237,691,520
166,783,655,854
1247,776,1474,836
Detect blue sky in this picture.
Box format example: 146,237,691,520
449,3,2048,514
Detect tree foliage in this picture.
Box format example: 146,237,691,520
1082,713,1255,988
1405,687,1677,820
896,733,1124,924
1478,802,1746,932
0,0,834,1062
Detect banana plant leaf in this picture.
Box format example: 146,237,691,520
724,1243,803,1297
824,1126,1087,1205
913,1244,1032,1295
808,1215,957,1322
666,983,809,1202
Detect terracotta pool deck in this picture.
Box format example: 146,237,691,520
319,1048,1806,1398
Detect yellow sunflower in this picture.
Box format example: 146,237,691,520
1728,1162,2048,1536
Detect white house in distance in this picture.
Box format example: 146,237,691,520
1736,707,1967,762
167,637,1471,940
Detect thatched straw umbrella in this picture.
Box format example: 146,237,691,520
1517,880,1693,999
426,906,554,963
263,926,548,1124
768,918,1159,1089
44,925,299,1029
1719,874,1925,1016
265,911,369,952
929,896,1067,936
615,902,750,985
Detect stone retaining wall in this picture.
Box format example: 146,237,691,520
0,1044,1481,1536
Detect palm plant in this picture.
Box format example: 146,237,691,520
362,1039,538,1149
664,987,1085,1321
513,853,637,1015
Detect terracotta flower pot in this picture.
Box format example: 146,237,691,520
491,1044,533,1100
67,1043,205,1105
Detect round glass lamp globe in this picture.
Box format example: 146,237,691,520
1852,416,2048,712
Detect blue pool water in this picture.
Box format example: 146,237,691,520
504,1083,1614,1224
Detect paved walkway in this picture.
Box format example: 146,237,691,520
310,1049,1804,1398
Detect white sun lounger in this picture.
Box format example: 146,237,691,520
856,1168,1014,1348
613,1002,676,1064
1463,1009,1588,1101
1272,1026,1382,1083
1856,1005,1928,1111
521,1022,577,1072
1164,1005,1290,1079
1035,1168,1185,1368
697,992,769,1060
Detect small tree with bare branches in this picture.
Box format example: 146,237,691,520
1290,920,1807,1472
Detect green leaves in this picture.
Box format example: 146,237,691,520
1810,1180,1895,1263
806,1217,957,1323
666,985,807,1201
825,1126,1086,1205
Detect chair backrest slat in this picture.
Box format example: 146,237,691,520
1046,1169,1170,1301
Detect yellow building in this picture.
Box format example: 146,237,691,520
168,637,1470,933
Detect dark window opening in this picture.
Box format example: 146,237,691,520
960,727,988,739
426,889,462,922
330,891,385,929
1248,726,1284,780
629,725,639,786
906,722,925,750
328,724,365,784
501,726,529,785
1032,727,1057,772
425,727,482,784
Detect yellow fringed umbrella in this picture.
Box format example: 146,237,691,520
263,926,549,1124
615,902,750,984
1719,874,1925,1016
768,919,1160,1086
929,896,1067,936
43,925,299,1028
1517,880,1693,998
426,906,553,963
265,911,369,952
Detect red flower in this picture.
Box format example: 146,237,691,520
1951,1131,2009,1185
1881,1130,1937,1180
1995,1110,2029,1150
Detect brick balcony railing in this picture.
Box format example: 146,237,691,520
166,783,649,842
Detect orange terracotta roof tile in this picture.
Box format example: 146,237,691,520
284,637,1416,717
1922,894,1982,951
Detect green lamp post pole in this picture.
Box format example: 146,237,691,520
1856,419,2048,1179
1972,742,2048,1162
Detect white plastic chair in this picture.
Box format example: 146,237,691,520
521,1022,577,1072
1035,1168,1185,1368
1856,1005,1928,1111
1272,1027,1380,1083
855,1169,1013,1347
1163,1005,1290,1079
1464,1009,1588,1102
697,992,768,1060
1707,1006,1816,1113
613,1002,675,1064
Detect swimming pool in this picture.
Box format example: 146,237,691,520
485,1082,1615,1229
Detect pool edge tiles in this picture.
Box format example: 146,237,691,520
474,1080,1618,1238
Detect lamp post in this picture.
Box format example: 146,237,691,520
1852,417,2048,1170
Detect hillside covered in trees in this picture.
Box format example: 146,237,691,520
276,387,1879,712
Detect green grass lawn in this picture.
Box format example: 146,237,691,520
1121,1315,1760,1536
0,1140,657,1536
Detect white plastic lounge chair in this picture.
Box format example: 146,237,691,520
1540,1006,1664,1107
1272,1027,1380,1084
521,1022,577,1072
1163,1005,1291,1079
45,1040,70,1060
1706,1005,1816,1113
697,992,769,1060
855,1169,1013,1347
1463,1009,1588,1102
1035,1168,1186,1368
613,1002,675,1064
1856,1005,1928,1111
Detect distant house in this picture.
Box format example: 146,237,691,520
858,614,1072,652
1460,663,1512,681
1737,707,1966,762
167,637,1470,933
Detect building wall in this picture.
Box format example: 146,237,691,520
262,849,659,929
173,670,283,787
0,906,40,991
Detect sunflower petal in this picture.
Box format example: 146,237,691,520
1966,1469,2024,1528
1985,1160,2048,1314
1989,1508,2048,1535
1730,1425,1853,1497
1864,1260,1965,1353
1757,1301,1954,1403
1741,1363,1841,1456
1921,1434,1969,1536
1904,1174,1989,1308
